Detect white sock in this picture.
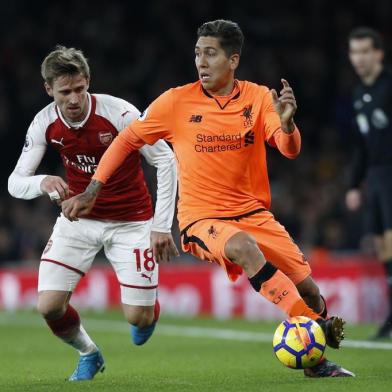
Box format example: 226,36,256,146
61,324,98,356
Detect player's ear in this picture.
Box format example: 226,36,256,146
44,82,53,97
230,54,240,71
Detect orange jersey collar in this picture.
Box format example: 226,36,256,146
201,80,241,110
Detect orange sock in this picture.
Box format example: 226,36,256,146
288,298,320,320
249,263,320,320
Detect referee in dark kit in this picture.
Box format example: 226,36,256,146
346,27,392,339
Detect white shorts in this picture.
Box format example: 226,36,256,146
38,214,158,306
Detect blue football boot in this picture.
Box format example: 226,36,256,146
68,350,105,381
131,299,160,346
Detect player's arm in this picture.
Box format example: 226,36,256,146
117,98,179,262
265,79,301,159
140,141,179,262
117,100,178,223
345,122,367,211
8,118,69,203
62,89,175,221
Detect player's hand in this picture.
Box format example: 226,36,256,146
150,231,179,263
345,189,361,211
41,175,69,205
271,79,297,133
61,191,97,221
61,180,102,221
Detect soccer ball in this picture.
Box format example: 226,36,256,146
272,316,326,369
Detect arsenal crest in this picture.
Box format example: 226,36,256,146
98,131,113,146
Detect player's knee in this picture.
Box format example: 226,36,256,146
124,305,154,328
225,232,263,269
37,298,67,320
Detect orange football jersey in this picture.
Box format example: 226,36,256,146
94,80,300,230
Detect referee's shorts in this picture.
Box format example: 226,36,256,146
366,166,392,235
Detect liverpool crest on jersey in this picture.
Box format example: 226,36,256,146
241,105,253,127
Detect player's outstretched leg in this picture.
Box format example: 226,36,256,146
225,233,322,320
39,299,104,381
225,232,354,377
130,299,160,345
249,265,354,376
48,309,105,381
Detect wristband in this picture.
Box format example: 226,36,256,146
48,190,61,201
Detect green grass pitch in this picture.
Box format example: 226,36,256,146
0,310,391,391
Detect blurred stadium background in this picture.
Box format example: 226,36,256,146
1,0,391,324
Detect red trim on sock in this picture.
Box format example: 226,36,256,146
41,259,85,276
46,305,81,337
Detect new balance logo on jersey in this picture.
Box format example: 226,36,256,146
51,137,64,147
189,114,203,123
244,130,255,146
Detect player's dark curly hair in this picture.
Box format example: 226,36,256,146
197,19,244,57
348,27,384,50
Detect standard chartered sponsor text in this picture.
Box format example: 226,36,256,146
195,132,242,153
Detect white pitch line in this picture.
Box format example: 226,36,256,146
157,325,392,350
1,313,392,350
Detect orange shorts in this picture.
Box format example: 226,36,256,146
181,209,311,284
